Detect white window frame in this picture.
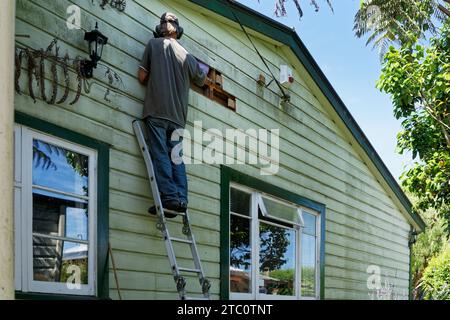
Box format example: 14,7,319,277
299,207,321,300
229,183,321,300
14,125,98,296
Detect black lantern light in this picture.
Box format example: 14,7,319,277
81,22,108,78
409,229,418,247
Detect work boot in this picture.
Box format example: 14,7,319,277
148,200,187,218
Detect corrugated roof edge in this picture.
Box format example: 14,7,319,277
188,0,425,231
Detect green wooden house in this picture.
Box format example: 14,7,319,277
9,0,425,300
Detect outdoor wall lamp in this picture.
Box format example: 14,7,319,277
409,229,418,247
81,22,108,78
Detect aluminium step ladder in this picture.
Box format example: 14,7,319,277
133,120,211,300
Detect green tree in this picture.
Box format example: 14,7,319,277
268,269,295,295
267,0,333,18
411,206,449,299
419,248,450,300
265,0,447,54
377,23,450,224
259,223,291,272
354,0,446,55
230,219,291,271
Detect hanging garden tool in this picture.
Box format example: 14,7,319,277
25,48,37,103
70,59,83,106
57,54,70,105
15,49,23,95
48,44,60,105
15,38,123,106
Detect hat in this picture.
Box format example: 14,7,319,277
160,12,179,25
154,12,184,39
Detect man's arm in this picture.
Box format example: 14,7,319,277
138,67,149,85
139,40,152,85
187,55,207,86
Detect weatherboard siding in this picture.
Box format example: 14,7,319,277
15,0,410,299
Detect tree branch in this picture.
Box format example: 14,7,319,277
439,4,450,18
421,98,450,149
438,117,450,149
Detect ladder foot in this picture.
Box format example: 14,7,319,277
201,278,211,295
175,276,187,294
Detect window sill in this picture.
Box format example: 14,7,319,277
15,291,110,301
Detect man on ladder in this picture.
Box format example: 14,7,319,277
138,12,208,217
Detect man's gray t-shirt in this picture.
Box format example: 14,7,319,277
140,38,206,128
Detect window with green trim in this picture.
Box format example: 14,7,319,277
229,184,321,300
13,124,103,297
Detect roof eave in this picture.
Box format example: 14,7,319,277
187,0,426,232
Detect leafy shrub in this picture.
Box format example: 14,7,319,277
420,248,450,300
411,207,449,299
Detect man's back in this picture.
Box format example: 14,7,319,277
140,38,205,128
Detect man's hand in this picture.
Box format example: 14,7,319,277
138,67,149,85
204,77,213,86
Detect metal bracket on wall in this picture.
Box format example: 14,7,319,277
93,0,127,12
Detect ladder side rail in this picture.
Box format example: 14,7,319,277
132,120,164,211
133,119,210,300
184,211,210,298
133,121,182,273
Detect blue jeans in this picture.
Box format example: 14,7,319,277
144,117,188,204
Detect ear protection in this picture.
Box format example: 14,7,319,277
153,13,184,39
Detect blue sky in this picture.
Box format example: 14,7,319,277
236,0,413,181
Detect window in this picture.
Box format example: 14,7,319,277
229,185,321,300
14,125,97,296
191,66,236,110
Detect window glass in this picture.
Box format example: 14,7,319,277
14,127,97,296
32,139,89,196
261,196,302,226
228,185,320,300
230,187,251,216
32,190,88,241
303,212,316,236
230,214,252,293
259,222,296,296
33,235,88,284
301,233,316,297
31,138,91,286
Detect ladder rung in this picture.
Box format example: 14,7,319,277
170,237,193,244
179,267,202,274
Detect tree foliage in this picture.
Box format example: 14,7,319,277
354,0,446,55
419,248,450,300
411,206,449,299
377,23,450,224
265,0,333,19
266,0,446,55
259,223,291,272
230,218,291,272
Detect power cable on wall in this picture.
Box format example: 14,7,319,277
225,0,290,102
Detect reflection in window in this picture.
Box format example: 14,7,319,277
33,236,88,284
230,215,252,293
32,139,88,196
230,188,251,216
302,212,316,236
228,185,320,300
32,191,88,241
259,222,296,296
261,196,303,227
301,212,317,297
31,139,90,285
